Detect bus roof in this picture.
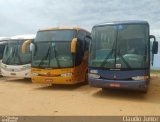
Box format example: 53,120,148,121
0,37,10,41
93,20,149,27
10,34,36,40
39,27,89,33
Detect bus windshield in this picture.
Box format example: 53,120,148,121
0,42,6,60
2,40,31,65
35,30,76,42
32,30,76,68
89,24,149,69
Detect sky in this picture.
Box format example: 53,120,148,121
0,0,160,67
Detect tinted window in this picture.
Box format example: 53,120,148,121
32,41,73,68
78,30,86,41
35,30,76,42
2,40,32,65
89,24,148,69
75,30,86,66
0,44,6,59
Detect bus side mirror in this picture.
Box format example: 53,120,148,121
152,41,158,54
71,38,77,54
84,35,92,50
30,43,35,52
150,35,158,54
22,39,32,54
85,35,91,40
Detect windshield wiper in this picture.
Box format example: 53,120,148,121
5,47,16,64
52,46,60,68
38,45,51,67
117,48,131,69
38,42,60,68
12,45,22,65
100,40,116,67
100,49,114,67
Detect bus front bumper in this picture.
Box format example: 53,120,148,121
89,78,148,91
32,75,78,85
1,69,31,78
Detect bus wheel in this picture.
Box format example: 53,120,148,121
24,78,31,81
140,85,148,93
85,72,88,84
3,76,8,81
147,79,150,85
141,88,148,94
102,88,107,92
141,90,147,94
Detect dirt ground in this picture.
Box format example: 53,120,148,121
0,76,160,116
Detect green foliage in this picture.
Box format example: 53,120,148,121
151,70,160,74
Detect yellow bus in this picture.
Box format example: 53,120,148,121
22,27,91,84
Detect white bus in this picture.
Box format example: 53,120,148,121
0,37,10,75
1,35,35,78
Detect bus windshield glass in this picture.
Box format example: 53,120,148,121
89,24,149,69
2,40,32,65
35,30,76,42
0,42,6,60
32,30,76,68
32,42,73,68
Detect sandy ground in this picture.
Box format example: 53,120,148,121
0,76,160,116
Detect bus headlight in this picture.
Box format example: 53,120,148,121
1,64,6,69
61,73,72,77
32,72,38,76
21,65,31,70
88,73,100,79
132,76,148,80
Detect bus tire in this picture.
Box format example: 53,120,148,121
102,88,107,92
84,70,88,84
24,78,31,81
141,88,148,94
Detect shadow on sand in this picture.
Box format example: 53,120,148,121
2,77,32,84
92,84,160,104
35,82,88,91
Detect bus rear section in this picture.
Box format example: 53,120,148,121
22,27,91,84
1,34,35,78
88,21,158,92
0,37,9,75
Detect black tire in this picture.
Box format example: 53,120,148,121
24,78,31,81
84,70,88,84
141,88,148,94
102,88,107,92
